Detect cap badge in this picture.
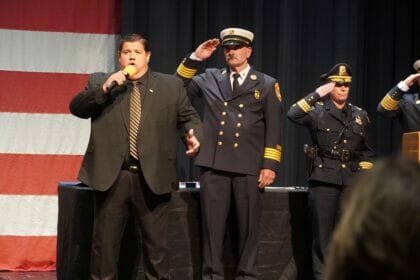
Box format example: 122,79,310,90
339,65,346,76
229,29,235,35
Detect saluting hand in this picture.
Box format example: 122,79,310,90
194,39,220,61
404,73,420,87
258,169,276,189
185,129,200,156
315,82,335,98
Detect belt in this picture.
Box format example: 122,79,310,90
122,164,139,173
319,149,359,162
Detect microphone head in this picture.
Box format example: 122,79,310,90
123,65,138,77
413,59,420,73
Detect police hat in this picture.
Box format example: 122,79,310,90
320,63,352,83
220,27,254,47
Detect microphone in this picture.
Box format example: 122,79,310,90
107,65,138,92
413,59,420,73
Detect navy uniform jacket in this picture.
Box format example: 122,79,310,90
176,57,283,175
288,92,374,186
377,85,420,132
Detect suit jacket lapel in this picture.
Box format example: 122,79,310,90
119,85,131,134
139,71,155,129
216,69,233,101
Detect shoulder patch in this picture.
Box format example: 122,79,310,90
274,82,282,102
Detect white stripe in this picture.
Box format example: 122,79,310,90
0,112,89,155
0,195,57,236
0,29,118,73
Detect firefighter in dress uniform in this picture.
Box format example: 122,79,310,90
176,27,283,279
377,59,420,133
287,63,374,280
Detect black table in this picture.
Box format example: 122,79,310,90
57,183,312,280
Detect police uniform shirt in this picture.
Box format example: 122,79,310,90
288,91,374,186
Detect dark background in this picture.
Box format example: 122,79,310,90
121,0,419,187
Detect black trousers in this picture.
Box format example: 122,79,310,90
89,169,171,280
200,168,263,280
308,181,352,280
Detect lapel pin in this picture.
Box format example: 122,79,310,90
250,74,257,80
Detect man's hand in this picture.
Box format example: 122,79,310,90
194,39,220,61
102,70,128,92
403,73,420,87
258,169,275,189
185,129,200,156
315,82,335,98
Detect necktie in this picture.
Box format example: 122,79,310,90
129,82,141,160
232,73,240,93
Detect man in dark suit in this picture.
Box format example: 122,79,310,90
70,33,202,280
377,59,420,133
176,27,283,279
287,63,374,280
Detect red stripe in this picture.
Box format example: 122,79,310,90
0,71,88,114
0,154,83,195
0,236,56,271
0,0,120,34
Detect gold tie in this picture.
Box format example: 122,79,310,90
129,82,141,160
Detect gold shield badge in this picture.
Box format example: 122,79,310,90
339,65,347,76
254,89,260,100
355,115,363,125
274,82,282,102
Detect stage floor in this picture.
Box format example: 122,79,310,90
0,272,56,280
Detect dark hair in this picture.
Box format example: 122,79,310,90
118,33,150,54
325,157,420,280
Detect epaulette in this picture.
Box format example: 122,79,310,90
349,103,362,111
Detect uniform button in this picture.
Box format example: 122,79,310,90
234,143,239,148
333,146,337,149
342,164,346,168
326,128,330,131
222,111,227,116
239,104,244,108
235,132,240,137
219,131,224,135
318,164,323,168
238,114,242,118
343,139,347,144
218,141,222,146
221,121,225,125
237,123,241,127
224,102,228,106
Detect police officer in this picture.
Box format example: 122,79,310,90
287,63,374,280
176,27,283,279
377,59,420,133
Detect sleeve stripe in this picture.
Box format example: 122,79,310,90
297,99,311,112
177,63,197,78
359,161,373,169
380,94,399,111
264,147,282,162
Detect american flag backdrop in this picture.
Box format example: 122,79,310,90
0,0,120,270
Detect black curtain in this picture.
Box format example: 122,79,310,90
121,0,420,187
